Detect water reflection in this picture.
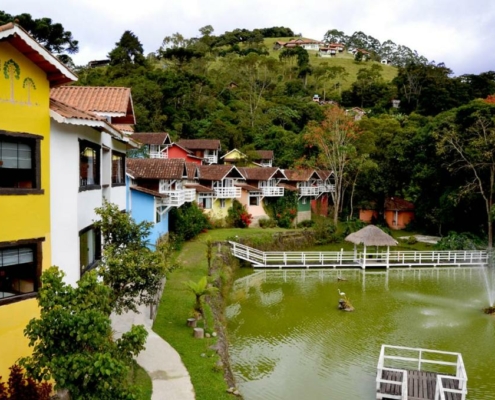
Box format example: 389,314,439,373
227,267,495,400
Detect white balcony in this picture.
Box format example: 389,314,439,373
214,187,241,198
184,188,196,202
204,155,218,164
299,187,319,197
318,184,335,193
258,161,272,167
261,186,284,197
158,189,196,207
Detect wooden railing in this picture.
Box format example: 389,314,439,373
376,345,467,400
214,187,241,198
228,242,487,269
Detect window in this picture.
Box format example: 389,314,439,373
0,240,42,305
200,197,212,209
79,140,100,190
0,131,42,194
249,196,260,206
112,151,125,186
219,199,226,208
79,226,101,277
301,197,307,204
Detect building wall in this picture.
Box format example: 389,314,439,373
0,42,51,377
359,209,379,223
168,146,202,165
51,122,128,285
297,197,311,223
311,194,329,216
129,190,169,247
239,190,267,226
384,210,414,230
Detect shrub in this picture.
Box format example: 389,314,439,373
0,364,52,400
407,236,418,245
435,231,483,250
264,191,298,228
297,219,315,228
169,202,211,241
313,217,341,244
226,200,253,228
342,219,366,236
259,218,276,228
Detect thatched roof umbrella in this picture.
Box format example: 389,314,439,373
345,225,398,268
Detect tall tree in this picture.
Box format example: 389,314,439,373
436,101,495,247
0,11,78,64
305,106,361,224
109,30,146,67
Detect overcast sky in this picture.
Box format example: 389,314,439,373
3,0,495,76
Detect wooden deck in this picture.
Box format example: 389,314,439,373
378,369,462,400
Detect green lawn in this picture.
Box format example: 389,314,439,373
128,360,152,400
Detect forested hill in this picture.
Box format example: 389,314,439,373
4,9,494,239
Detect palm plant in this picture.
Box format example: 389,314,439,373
184,276,219,327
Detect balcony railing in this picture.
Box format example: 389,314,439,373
261,186,284,197
158,189,196,207
318,184,335,193
203,155,218,164
149,152,168,159
299,186,319,197
214,187,241,198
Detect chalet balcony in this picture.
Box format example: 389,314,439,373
159,189,196,207
214,187,241,198
299,187,320,197
203,155,218,164
149,152,168,159
258,161,272,167
318,184,335,193
261,186,284,197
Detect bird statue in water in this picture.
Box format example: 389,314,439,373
338,289,345,297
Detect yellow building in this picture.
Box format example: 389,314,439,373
0,23,76,377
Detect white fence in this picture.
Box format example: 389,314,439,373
376,345,467,400
229,242,488,269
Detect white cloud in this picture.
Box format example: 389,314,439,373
3,0,495,74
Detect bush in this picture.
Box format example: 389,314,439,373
259,218,277,228
0,364,52,400
169,202,211,241
297,219,315,228
313,217,341,244
342,219,367,236
226,200,253,228
264,191,298,228
435,231,483,250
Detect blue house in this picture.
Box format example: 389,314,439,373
126,158,196,247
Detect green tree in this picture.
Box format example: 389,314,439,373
21,268,147,400
435,101,495,248
108,31,147,70
0,11,79,63
94,202,168,314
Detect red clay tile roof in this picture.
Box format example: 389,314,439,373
185,162,198,180
197,165,243,181
316,170,333,180
283,169,319,182
130,186,167,198
126,158,185,180
177,139,221,151
0,23,77,86
131,132,170,145
51,86,131,114
254,150,274,160
234,183,261,192
385,197,415,211
113,124,134,133
238,167,285,181
50,99,105,122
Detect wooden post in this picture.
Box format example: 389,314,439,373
362,245,367,270
386,246,390,269
193,328,204,339
187,318,197,327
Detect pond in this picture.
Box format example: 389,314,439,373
226,267,495,400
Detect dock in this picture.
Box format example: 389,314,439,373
229,241,487,269
376,345,467,400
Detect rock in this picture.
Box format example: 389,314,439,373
212,331,218,337
233,389,240,396
201,353,206,358
216,360,224,368
205,332,211,338
227,387,235,393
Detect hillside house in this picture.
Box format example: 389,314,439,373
282,169,321,223
177,139,221,164
131,132,172,158
384,197,415,230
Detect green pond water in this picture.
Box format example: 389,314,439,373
226,267,495,400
